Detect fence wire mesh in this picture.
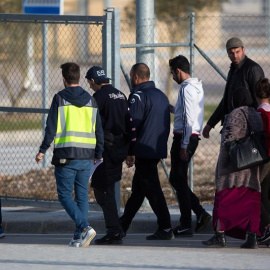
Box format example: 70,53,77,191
1,13,270,207
120,14,270,206
0,16,104,202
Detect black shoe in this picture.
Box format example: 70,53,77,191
173,226,193,237
119,216,129,238
202,232,227,247
241,232,258,249
195,211,212,233
94,232,123,245
146,228,175,240
258,227,270,243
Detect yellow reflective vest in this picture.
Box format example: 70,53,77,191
54,99,97,149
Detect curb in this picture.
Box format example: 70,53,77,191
2,206,214,234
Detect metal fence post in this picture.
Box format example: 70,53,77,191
189,12,195,191
103,8,121,211
42,22,49,168
102,9,112,78
136,0,155,81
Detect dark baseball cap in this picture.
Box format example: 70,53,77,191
226,37,244,50
85,66,111,83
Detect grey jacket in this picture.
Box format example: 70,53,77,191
215,106,262,192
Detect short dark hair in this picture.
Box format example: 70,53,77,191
169,55,190,74
131,63,150,79
60,62,80,84
255,78,270,99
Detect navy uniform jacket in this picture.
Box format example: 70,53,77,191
128,81,170,159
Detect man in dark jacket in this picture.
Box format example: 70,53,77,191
203,37,264,138
120,63,174,240
35,62,104,247
86,66,130,245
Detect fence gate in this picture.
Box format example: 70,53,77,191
0,9,120,208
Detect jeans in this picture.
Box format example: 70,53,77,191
121,158,171,230
169,135,205,228
94,184,122,234
55,159,94,236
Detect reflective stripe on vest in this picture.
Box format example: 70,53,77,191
54,100,97,149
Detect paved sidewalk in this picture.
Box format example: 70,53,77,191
1,205,214,234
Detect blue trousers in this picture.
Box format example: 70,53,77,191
55,159,94,236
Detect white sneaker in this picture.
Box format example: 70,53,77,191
80,226,96,247
69,237,81,247
0,227,5,239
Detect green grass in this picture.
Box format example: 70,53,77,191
1,104,217,132
170,104,218,122
0,118,42,131
204,104,218,121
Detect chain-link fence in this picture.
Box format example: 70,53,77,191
1,12,270,207
120,14,270,206
0,14,105,203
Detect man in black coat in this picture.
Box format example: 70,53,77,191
120,63,174,240
203,37,264,138
86,66,130,245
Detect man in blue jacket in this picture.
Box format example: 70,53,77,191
35,62,104,247
120,63,173,240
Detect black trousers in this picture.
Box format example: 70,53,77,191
94,184,122,234
169,135,205,228
121,158,171,230
260,162,270,233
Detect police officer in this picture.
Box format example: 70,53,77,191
120,63,173,240
36,62,104,247
86,66,130,245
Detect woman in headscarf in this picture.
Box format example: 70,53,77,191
202,87,262,249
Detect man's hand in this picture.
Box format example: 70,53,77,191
126,155,135,168
202,124,212,139
94,158,103,164
180,148,189,162
35,152,44,163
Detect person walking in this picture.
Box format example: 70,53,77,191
120,63,174,240
85,66,130,245
35,62,104,247
202,87,262,249
168,55,211,237
255,78,270,247
202,37,264,138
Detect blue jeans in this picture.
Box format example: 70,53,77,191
55,159,94,236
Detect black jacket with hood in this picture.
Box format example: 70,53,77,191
39,86,104,160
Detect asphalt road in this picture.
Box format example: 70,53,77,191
0,233,269,270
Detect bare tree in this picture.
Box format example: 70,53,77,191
0,0,34,107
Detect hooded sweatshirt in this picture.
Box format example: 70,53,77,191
39,86,104,160
173,78,204,148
